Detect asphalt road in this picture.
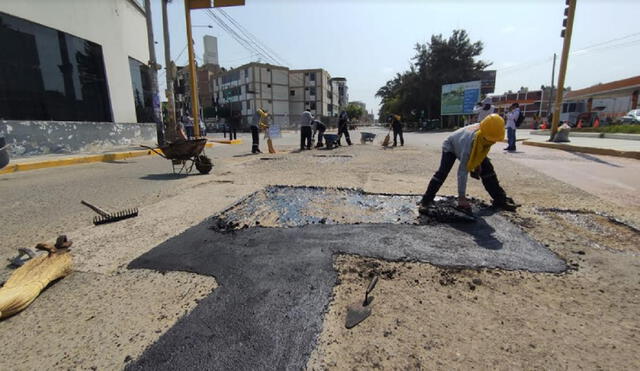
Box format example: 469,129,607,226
2,128,638,260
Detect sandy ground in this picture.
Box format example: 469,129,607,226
2,130,639,369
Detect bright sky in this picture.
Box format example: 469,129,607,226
151,0,640,115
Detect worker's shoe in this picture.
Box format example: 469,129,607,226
418,203,431,215
492,197,520,211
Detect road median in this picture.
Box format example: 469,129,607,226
523,140,640,160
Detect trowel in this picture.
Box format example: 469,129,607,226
345,276,378,329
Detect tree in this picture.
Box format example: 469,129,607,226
345,103,364,120
376,29,490,122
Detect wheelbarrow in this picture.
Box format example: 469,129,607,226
142,138,213,175
323,134,340,149
360,132,376,144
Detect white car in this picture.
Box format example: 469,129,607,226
620,109,640,124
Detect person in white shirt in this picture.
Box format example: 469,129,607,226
505,103,520,152
473,97,495,123
300,110,313,150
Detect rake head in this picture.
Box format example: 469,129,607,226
92,208,139,225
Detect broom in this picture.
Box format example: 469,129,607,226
0,238,72,319
381,126,392,147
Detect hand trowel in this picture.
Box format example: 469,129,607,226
345,275,378,329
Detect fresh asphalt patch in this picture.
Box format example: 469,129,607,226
127,186,566,370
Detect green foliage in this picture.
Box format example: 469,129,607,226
345,103,364,120
376,29,490,122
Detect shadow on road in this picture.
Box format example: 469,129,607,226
565,150,622,168
140,173,189,180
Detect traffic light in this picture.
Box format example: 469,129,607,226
561,0,570,38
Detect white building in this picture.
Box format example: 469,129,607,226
289,69,340,119
0,0,151,123
214,62,291,127
203,35,219,66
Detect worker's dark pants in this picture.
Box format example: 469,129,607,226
230,126,237,140
185,126,194,138
393,125,404,146
506,127,516,151
300,126,312,150
420,151,507,206
251,126,259,153
316,127,326,147
338,125,351,145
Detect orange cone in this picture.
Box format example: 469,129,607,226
593,117,600,128
540,122,547,130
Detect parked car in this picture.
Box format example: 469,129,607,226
619,109,640,124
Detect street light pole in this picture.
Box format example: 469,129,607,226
144,0,165,145
550,0,577,140
185,0,201,137
162,0,177,142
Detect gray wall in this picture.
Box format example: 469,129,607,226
0,120,157,158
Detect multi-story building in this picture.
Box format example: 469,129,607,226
0,0,152,123
331,77,349,110
213,62,290,127
490,87,554,120
289,69,339,119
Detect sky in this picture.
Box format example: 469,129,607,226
150,0,640,116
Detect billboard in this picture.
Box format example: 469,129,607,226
441,80,481,116
480,70,497,95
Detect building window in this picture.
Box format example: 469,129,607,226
268,100,272,104
223,86,241,98
309,72,316,81
290,90,295,96
267,84,271,88
309,87,316,96
0,11,112,121
222,70,240,84
247,100,251,111
128,58,155,123
267,68,271,72
245,68,249,78
310,101,316,110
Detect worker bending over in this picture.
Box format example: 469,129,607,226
312,118,326,148
418,114,518,214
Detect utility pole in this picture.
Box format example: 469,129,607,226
546,53,557,122
550,0,577,140
162,0,177,142
184,0,201,137
144,0,165,145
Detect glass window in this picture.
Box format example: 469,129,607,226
0,11,112,121
244,68,248,78
222,70,240,84
309,87,316,96
309,72,316,81
310,101,316,110
290,90,295,96
128,58,154,123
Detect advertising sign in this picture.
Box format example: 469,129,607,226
441,80,481,115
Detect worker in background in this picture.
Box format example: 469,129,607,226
337,110,352,146
473,97,495,123
258,108,276,154
418,114,518,214
300,109,313,150
250,109,262,154
391,114,404,146
505,103,520,152
312,117,327,148
229,110,240,141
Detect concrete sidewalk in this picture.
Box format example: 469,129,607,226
0,140,232,175
523,134,640,159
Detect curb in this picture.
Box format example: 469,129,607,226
210,139,243,144
0,142,214,175
522,140,640,160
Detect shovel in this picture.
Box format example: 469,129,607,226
345,275,378,329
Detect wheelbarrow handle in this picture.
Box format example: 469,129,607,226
81,200,110,218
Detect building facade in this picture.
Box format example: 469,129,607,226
563,75,640,124
0,0,151,123
331,77,349,110
213,62,290,127
211,63,348,128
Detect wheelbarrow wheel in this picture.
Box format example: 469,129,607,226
195,154,213,174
